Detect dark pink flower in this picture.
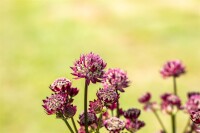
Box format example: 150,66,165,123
190,110,200,125
78,126,85,133
103,68,129,92
67,87,79,97
89,99,104,114
79,112,97,126
185,93,200,113
124,108,141,119
63,104,77,119
143,102,158,111
107,102,117,110
71,52,106,85
49,78,72,93
161,93,181,114
104,117,125,132
42,93,66,115
97,88,119,104
125,119,145,133
138,92,151,104
160,60,185,78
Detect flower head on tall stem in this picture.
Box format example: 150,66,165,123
185,93,200,113
71,52,106,85
160,60,185,78
190,110,200,125
104,117,125,132
125,119,145,133
89,99,104,114
138,92,151,104
103,68,130,92
63,104,77,119
78,112,97,126
124,108,141,120
49,78,72,93
160,93,182,114
42,93,67,115
97,88,119,104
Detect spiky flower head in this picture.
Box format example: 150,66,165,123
161,93,182,114
71,52,106,85
97,88,119,104
185,93,200,113
42,93,66,115
190,110,200,125
138,92,151,104
79,112,97,126
124,108,141,119
89,99,104,114
160,60,185,78
49,78,72,93
63,104,77,119
104,117,125,132
125,119,145,133
103,68,129,92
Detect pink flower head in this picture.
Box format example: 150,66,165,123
138,92,151,104
124,108,141,119
160,60,185,78
79,112,97,126
63,104,77,119
78,126,85,133
185,93,200,113
143,102,158,111
161,93,182,114
97,88,119,104
42,93,66,115
71,52,106,85
104,117,125,132
103,68,130,92
67,87,79,97
190,110,200,125
50,78,72,93
125,119,145,133
107,102,117,110
89,99,104,114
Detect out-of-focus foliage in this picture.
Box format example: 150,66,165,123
0,0,200,132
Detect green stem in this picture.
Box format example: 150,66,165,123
96,113,103,133
71,117,78,133
153,110,167,133
116,90,120,118
111,110,114,117
171,114,176,133
84,80,89,133
62,118,74,133
173,77,177,95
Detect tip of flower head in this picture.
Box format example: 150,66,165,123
138,92,151,104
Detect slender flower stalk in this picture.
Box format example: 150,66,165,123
84,79,89,133
62,118,75,133
71,117,78,133
171,114,176,133
116,90,120,118
173,77,177,96
172,77,177,133
152,110,167,133
96,113,103,133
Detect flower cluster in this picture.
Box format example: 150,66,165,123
42,78,78,118
42,52,145,133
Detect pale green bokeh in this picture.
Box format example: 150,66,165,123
1,0,200,132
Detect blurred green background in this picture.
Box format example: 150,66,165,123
1,0,200,132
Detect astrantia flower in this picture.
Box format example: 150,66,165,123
160,60,185,78
125,119,145,133
104,117,125,132
190,110,200,125
143,102,158,111
67,87,79,97
97,88,119,104
107,102,117,110
124,108,141,119
103,68,129,92
138,92,151,104
50,78,72,93
42,93,66,115
63,104,77,119
71,52,106,85
161,93,181,114
185,93,200,113
79,112,97,126
89,99,104,114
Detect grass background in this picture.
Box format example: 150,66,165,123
1,0,200,132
